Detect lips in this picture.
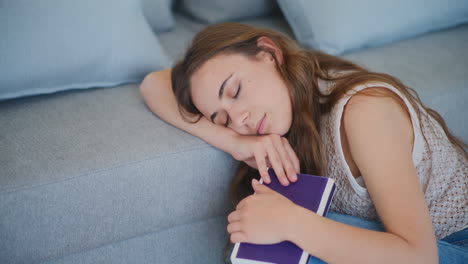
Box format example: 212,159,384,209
256,114,266,135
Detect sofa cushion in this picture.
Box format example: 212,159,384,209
0,84,238,263
178,0,279,23
277,0,468,55
0,0,169,101
46,216,229,264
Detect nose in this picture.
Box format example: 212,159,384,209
229,107,249,129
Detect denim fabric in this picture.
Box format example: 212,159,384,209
307,212,468,264
441,227,468,248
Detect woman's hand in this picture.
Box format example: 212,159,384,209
227,179,300,244
230,134,300,186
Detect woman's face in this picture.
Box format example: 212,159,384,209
190,51,293,136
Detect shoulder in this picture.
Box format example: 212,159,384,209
341,86,414,170
140,69,172,89
140,68,172,97
343,87,413,141
344,87,410,120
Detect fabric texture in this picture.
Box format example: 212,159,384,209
0,0,169,101
277,0,468,55
442,227,468,248
46,216,229,264
319,80,468,239
179,0,279,23
308,213,468,264
142,0,174,33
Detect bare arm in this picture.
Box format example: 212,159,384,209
139,69,239,155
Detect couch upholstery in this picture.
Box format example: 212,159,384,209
1,4,467,264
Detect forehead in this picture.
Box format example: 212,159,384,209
190,53,245,115
192,53,242,85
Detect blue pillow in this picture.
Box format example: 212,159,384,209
142,0,174,33
179,0,279,23
277,0,468,55
0,0,169,101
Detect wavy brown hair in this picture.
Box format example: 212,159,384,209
170,22,466,262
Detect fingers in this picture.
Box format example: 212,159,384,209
282,137,300,174
267,135,299,186
227,221,247,243
251,134,300,186
265,142,288,186
273,136,298,182
228,210,242,223
227,210,246,243
227,221,242,233
230,232,247,243
254,148,271,184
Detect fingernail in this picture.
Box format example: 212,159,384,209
292,173,297,181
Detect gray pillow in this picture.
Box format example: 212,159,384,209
180,0,279,23
0,0,169,101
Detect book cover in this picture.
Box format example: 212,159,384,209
231,168,336,264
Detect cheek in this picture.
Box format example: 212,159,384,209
280,100,293,134
277,85,293,134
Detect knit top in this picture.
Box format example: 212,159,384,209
318,80,468,239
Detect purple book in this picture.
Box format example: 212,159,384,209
231,168,336,264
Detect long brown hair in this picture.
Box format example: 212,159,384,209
170,22,466,262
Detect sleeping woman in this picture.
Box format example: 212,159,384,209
140,23,467,263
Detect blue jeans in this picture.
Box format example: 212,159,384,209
307,212,468,264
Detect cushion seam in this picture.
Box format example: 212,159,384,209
40,215,228,263
0,144,218,195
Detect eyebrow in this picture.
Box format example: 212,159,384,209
210,73,233,124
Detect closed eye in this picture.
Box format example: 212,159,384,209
234,84,241,98
224,84,242,127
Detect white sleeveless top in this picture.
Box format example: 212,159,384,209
318,80,468,239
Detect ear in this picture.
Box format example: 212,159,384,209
256,36,283,66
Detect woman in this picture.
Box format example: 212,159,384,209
140,23,467,263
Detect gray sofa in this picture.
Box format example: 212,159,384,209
1,2,467,264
